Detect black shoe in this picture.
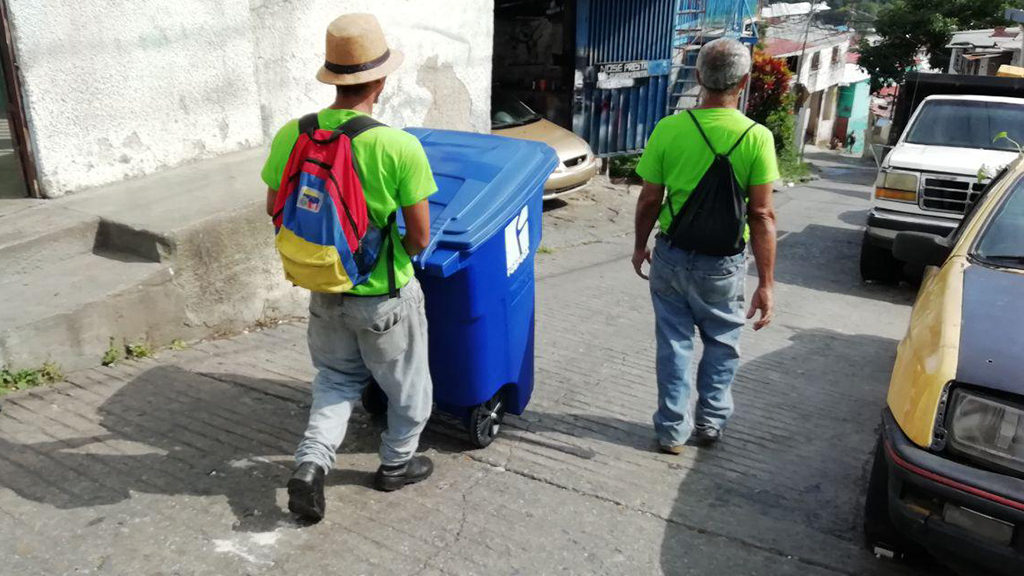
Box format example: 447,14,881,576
374,456,434,492
287,462,326,522
694,425,722,446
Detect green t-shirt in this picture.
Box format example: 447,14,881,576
636,108,779,238
261,108,438,296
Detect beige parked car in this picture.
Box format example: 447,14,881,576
491,94,598,200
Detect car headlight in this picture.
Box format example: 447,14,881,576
875,170,919,202
947,388,1024,475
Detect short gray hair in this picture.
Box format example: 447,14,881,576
696,38,751,92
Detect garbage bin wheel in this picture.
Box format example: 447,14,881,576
361,380,388,420
468,390,507,449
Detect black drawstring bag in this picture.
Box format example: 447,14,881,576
665,111,755,257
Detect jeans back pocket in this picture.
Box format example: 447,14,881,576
693,266,743,304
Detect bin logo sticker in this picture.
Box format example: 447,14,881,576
505,206,530,276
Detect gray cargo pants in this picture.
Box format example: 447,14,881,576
295,277,433,471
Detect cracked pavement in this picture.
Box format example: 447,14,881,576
0,151,950,575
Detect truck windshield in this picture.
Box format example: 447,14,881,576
975,179,1024,269
905,100,1024,151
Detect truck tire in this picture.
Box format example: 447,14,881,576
860,236,902,284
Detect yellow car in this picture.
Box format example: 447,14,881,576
491,94,598,200
865,157,1024,574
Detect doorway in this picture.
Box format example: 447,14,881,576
492,0,576,130
0,0,33,198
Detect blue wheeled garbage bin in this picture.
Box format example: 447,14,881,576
361,128,557,448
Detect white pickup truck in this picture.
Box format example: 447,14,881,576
861,93,1024,281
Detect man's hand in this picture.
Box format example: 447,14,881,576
633,180,665,281
632,247,652,280
746,283,774,331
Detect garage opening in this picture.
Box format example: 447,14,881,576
492,0,577,130
492,0,682,164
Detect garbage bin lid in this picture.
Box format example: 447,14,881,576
406,128,558,271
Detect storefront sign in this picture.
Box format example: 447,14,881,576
595,59,671,80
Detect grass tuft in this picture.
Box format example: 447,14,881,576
1,362,64,396
102,338,121,366
125,342,152,360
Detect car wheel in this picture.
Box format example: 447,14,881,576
860,235,902,284
864,435,915,561
468,390,507,449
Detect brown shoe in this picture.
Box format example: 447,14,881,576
659,444,684,455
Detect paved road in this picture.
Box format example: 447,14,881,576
0,151,946,575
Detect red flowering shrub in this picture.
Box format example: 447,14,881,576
748,48,794,126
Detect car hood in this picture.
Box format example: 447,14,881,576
957,263,1024,395
493,119,591,163
886,143,1018,176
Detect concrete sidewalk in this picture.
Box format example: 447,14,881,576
0,158,937,575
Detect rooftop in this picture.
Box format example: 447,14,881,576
947,26,1021,51
762,1,830,19
763,17,851,57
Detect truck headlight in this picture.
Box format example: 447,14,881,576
947,389,1024,475
875,170,919,202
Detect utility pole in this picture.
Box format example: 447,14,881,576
797,2,821,162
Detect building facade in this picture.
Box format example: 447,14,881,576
947,27,1022,76
764,18,851,148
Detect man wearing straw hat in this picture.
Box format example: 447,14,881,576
261,13,438,522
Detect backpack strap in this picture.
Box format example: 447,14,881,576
687,110,718,155
687,110,757,158
333,113,396,298
336,115,386,140
725,123,757,157
384,212,398,299
298,113,320,137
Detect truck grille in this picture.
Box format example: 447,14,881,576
919,175,986,214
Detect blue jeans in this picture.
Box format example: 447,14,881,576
649,236,746,447
296,278,433,471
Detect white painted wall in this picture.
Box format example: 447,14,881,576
251,0,493,139
792,41,848,94
7,0,494,197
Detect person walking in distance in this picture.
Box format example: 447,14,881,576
631,38,778,454
262,13,438,521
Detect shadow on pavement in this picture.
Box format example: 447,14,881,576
0,365,466,532
774,223,917,304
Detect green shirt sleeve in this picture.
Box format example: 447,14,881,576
396,134,438,207
748,126,780,186
260,120,300,190
636,120,668,185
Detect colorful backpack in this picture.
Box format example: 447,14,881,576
272,113,397,296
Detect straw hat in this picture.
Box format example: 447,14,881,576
316,14,404,86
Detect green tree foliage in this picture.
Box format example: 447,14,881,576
857,0,1015,90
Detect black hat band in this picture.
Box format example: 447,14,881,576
324,49,391,75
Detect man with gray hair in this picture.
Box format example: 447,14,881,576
631,38,778,454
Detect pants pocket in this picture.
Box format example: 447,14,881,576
693,266,743,304
361,303,409,364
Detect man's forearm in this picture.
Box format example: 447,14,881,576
635,185,665,251
749,211,777,285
